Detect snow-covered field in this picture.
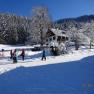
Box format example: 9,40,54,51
0,44,94,94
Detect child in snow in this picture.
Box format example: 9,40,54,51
12,49,17,63
41,48,46,61
10,50,13,59
1,49,4,57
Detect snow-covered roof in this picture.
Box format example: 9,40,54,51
51,28,67,37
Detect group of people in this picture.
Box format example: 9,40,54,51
10,49,25,63
10,48,46,63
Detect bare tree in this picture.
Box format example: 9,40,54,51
30,6,52,45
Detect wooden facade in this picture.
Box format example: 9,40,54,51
46,28,68,46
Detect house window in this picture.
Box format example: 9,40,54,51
53,36,55,40
49,37,52,41
66,37,68,40
46,39,48,42
62,37,65,40
57,36,61,41
62,32,65,34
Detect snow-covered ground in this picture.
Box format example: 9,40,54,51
0,44,94,94
0,45,94,74
0,44,35,50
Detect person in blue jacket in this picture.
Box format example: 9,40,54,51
41,48,46,61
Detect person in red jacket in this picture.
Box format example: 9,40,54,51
21,49,25,61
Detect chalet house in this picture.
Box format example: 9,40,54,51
46,28,68,47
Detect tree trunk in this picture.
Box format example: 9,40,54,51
75,39,79,50
40,28,43,46
90,40,92,49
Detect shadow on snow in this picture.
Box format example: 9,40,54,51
0,55,94,94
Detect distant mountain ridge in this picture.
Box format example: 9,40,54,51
56,15,94,24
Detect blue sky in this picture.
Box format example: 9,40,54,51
0,0,94,20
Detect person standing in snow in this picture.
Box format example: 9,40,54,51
41,48,46,61
10,50,13,59
20,49,25,61
1,49,4,57
12,49,17,63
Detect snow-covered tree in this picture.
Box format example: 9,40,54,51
29,6,52,45
0,13,30,44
